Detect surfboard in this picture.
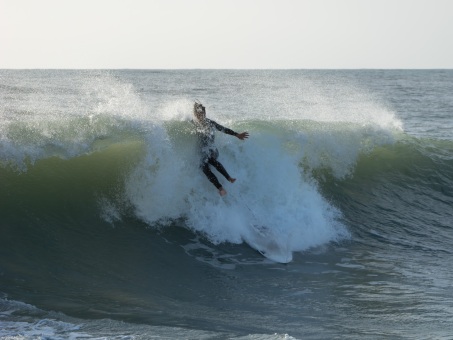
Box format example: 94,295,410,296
222,193,292,263
242,224,292,263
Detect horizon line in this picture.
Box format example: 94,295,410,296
2,67,453,71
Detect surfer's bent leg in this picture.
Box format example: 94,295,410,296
208,158,231,180
201,159,222,190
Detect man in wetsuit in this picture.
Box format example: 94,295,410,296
193,101,249,196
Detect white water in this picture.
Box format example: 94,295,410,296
125,97,402,261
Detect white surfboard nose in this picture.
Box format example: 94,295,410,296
243,224,292,263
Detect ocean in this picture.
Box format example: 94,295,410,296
0,70,452,339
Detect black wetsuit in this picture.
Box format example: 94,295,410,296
193,118,237,190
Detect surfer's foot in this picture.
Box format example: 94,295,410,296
219,188,227,196
228,178,236,184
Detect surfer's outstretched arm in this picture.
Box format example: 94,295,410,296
211,121,249,141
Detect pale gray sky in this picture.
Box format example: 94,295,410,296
1,0,453,69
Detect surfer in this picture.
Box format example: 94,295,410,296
193,101,249,196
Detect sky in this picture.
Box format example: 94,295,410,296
1,0,453,69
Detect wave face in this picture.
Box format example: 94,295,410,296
1,118,355,257
2,114,451,256
1,70,453,339
316,135,453,249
